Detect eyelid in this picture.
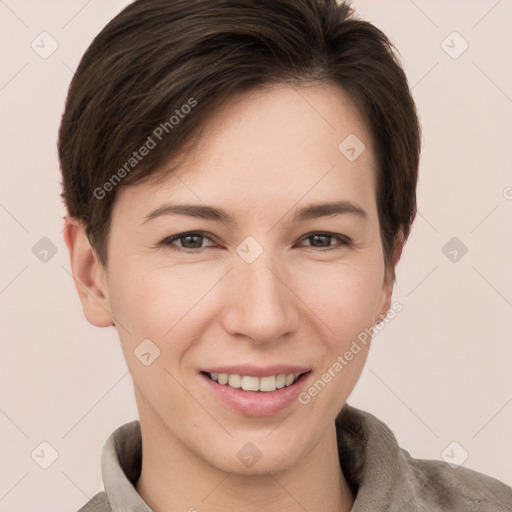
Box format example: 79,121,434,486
160,230,352,253
160,231,218,251
297,232,352,250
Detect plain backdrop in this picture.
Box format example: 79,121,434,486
1,1,511,511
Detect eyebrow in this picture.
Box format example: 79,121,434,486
141,200,368,226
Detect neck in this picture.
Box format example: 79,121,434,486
134,409,354,512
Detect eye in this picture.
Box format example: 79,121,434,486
159,230,351,254
161,231,217,252
298,232,352,250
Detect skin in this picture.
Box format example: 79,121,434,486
64,82,403,512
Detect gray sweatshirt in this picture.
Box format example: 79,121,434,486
77,403,512,511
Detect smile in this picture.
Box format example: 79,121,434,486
206,372,301,392
199,366,312,416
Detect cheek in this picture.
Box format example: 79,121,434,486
108,248,385,357
294,256,385,332
109,260,205,326
108,259,225,362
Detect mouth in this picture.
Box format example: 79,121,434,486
201,370,310,392
199,367,312,417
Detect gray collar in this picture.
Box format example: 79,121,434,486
95,403,512,511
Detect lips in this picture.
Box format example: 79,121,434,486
199,364,312,416
200,364,311,378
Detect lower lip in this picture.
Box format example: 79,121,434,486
200,372,311,417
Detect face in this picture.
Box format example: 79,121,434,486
77,82,396,474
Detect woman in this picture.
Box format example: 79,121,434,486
59,0,512,510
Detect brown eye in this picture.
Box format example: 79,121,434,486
162,232,216,251
300,232,351,250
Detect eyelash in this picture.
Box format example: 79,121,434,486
159,231,352,253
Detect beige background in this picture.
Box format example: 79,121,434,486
1,1,511,510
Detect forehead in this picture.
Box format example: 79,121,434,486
113,82,377,225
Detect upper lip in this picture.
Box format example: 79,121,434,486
201,364,311,378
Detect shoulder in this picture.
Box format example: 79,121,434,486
336,404,512,511
76,491,110,512
403,451,512,511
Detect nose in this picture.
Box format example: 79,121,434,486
221,252,299,345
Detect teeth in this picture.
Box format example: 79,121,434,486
208,372,299,392
228,374,242,388
241,375,259,391
259,375,275,392
275,374,286,389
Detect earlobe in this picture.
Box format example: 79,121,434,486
63,216,114,328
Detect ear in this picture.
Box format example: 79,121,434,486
376,230,404,322
63,216,114,327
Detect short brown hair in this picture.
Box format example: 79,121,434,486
58,0,421,271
